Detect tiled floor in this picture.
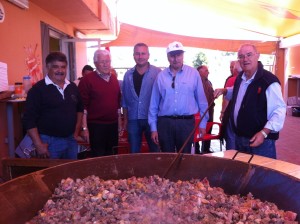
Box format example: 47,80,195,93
209,114,300,166
276,115,300,165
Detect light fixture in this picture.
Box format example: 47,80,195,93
7,0,29,9
75,30,86,39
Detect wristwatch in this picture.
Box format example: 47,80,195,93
82,127,88,131
260,130,267,138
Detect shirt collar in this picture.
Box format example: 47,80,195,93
167,64,184,76
96,69,111,81
241,70,257,83
134,62,150,73
45,75,70,86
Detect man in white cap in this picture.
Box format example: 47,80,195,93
148,41,208,153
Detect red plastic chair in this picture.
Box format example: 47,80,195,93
194,113,222,152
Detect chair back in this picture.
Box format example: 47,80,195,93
194,113,222,141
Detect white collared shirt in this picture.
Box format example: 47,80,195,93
96,69,111,82
45,75,70,99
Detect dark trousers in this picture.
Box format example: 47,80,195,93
157,116,195,153
88,122,118,157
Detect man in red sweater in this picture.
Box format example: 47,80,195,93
78,49,121,157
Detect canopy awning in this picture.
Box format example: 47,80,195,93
102,23,278,54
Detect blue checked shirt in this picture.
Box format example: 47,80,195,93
122,64,161,120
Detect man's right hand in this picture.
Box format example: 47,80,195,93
27,128,50,159
219,112,224,121
151,131,159,145
214,88,227,98
35,142,50,158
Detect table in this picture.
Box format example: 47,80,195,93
0,98,26,158
206,150,300,180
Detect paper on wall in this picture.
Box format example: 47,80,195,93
0,61,8,92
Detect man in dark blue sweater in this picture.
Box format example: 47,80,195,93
23,52,84,159
214,44,286,159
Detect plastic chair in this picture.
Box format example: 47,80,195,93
193,113,222,152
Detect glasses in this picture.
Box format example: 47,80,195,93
238,52,255,60
98,60,111,65
171,76,176,88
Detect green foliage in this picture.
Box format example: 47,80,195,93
192,52,208,68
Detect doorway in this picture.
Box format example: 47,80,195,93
40,22,75,81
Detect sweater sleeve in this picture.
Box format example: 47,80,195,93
23,83,43,130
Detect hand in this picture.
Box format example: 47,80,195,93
80,129,90,143
249,132,265,147
35,142,50,159
198,128,206,138
214,88,226,98
219,112,224,122
151,131,159,145
75,135,85,142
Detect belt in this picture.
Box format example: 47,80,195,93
161,115,194,119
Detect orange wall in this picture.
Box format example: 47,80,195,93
0,1,86,175
287,45,300,75
286,45,300,97
75,42,90,78
274,47,285,93
0,1,75,84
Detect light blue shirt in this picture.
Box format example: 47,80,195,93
122,64,161,120
148,65,209,131
226,72,286,132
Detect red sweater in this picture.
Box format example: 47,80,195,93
78,71,121,124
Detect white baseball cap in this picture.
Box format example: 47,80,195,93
166,41,185,54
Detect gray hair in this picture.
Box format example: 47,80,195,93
238,44,258,53
93,49,111,62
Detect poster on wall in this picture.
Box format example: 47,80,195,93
24,44,42,84
0,3,5,23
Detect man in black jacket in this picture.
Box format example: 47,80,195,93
23,52,84,159
214,44,286,159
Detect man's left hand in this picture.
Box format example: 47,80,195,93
199,128,206,138
249,132,265,147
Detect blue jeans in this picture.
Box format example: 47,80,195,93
40,134,78,159
235,135,276,159
225,119,236,150
127,119,159,153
